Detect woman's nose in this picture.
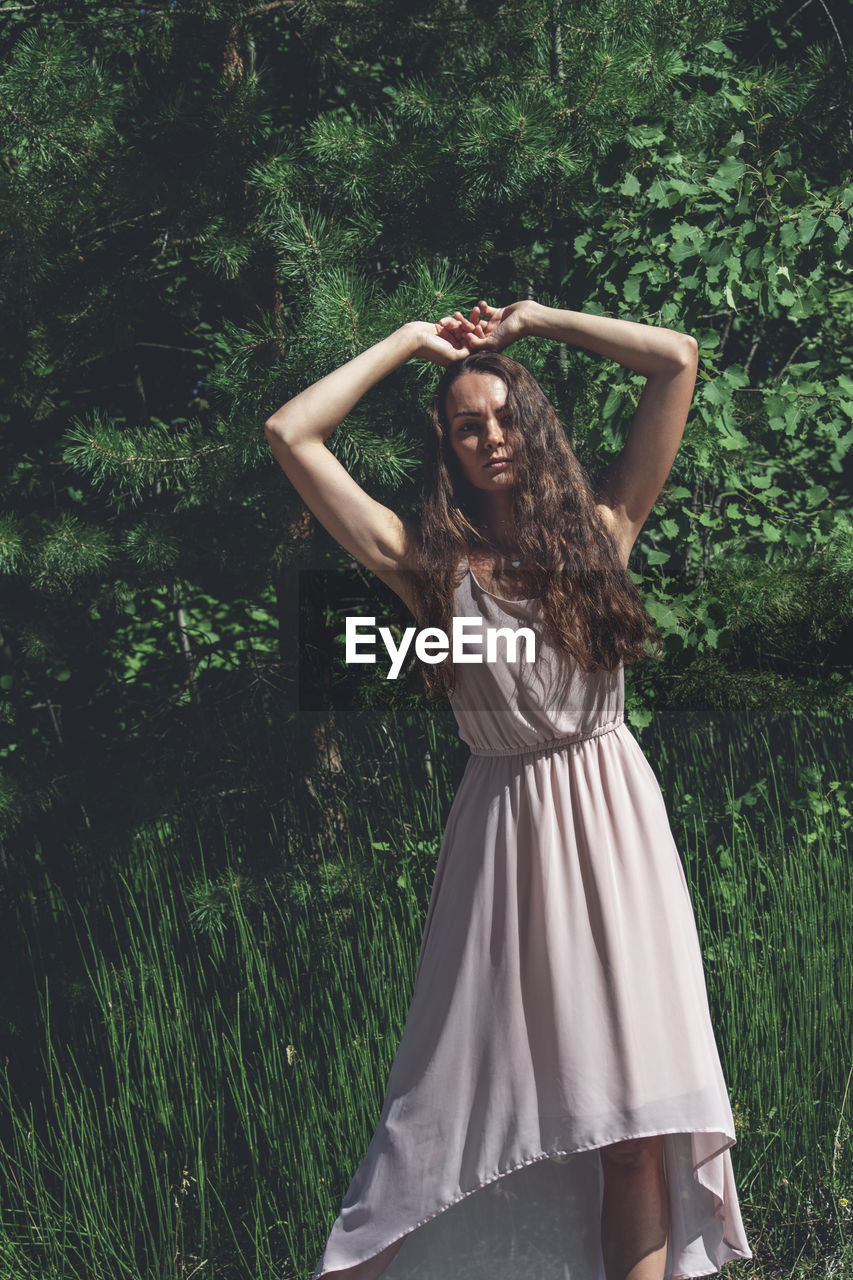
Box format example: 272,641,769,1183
483,417,504,445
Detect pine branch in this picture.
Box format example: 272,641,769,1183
33,513,116,593
243,0,297,13
61,412,235,505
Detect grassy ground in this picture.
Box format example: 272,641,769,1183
0,705,850,1279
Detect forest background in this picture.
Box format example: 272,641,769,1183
0,0,851,1278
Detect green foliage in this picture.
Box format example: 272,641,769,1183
0,0,848,922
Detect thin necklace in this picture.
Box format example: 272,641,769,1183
476,527,522,569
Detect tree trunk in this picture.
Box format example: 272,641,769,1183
219,22,345,839
550,11,570,408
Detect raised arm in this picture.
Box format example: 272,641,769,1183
264,321,470,610
457,299,699,567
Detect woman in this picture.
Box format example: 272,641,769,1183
265,299,753,1280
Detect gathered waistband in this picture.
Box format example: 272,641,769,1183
467,714,625,758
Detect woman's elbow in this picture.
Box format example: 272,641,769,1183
264,411,297,444
679,334,699,366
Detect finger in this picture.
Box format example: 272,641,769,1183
438,320,462,339
468,306,481,326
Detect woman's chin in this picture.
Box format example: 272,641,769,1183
476,468,515,488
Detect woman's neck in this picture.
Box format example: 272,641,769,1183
474,496,516,548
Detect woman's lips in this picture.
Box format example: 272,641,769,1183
484,458,512,470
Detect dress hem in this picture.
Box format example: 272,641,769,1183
312,1125,754,1280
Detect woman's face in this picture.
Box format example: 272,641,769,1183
443,372,515,492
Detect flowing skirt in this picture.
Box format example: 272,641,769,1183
311,723,752,1280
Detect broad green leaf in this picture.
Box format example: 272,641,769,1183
703,380,729,406
602,388,623,418
624,275,641,303
644,598,680,629
711,155,745,187
797,214,819,243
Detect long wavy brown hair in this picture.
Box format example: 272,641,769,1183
409,351,662,701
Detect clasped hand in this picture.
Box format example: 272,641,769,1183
411,299,533,367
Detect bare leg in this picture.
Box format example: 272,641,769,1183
337,1234,407,1280
599,1135,669,1280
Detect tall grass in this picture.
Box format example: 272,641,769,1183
0,708,850,1279
672,725,852,1266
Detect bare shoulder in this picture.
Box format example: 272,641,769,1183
594,502,635,571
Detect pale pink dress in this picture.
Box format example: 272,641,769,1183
310,559,753,1280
